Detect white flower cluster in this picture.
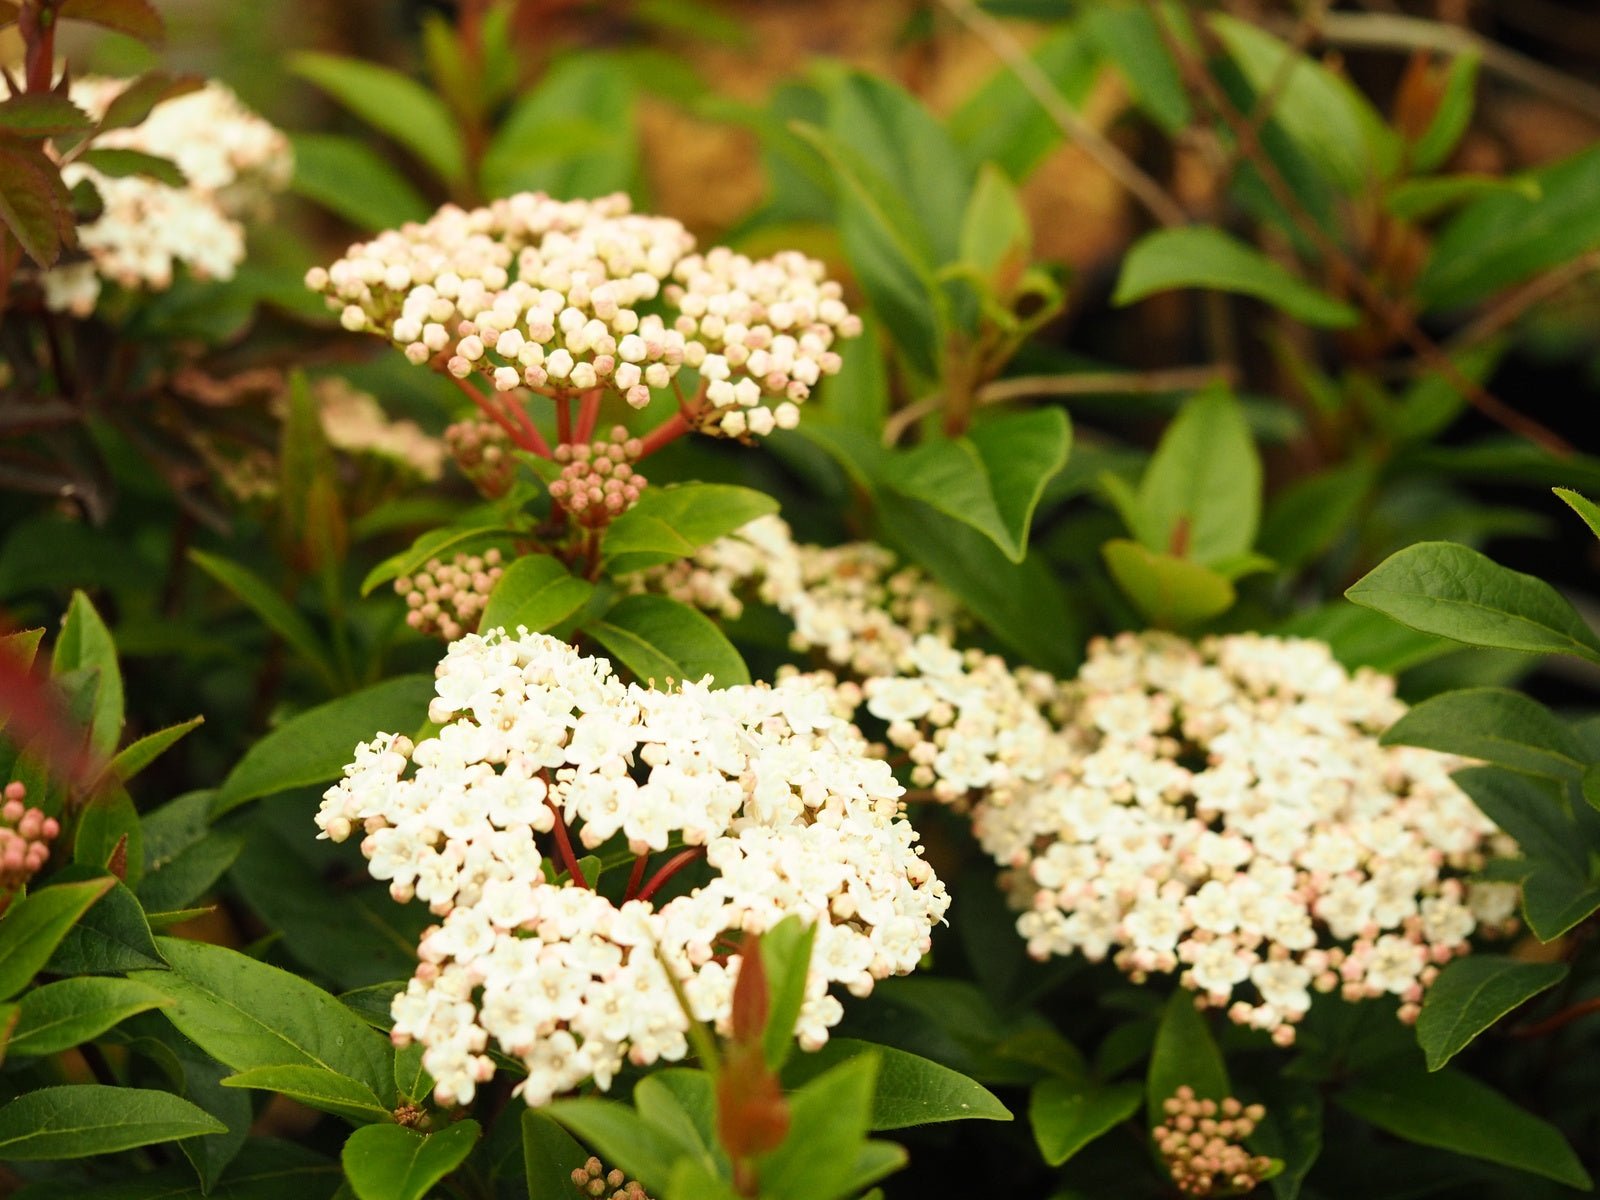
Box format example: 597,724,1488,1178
45,78,290,314
975,632,1515,1042
317,629,948,1107
304,193,860,437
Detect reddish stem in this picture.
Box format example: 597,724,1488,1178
453,375,551,457
555,391,572,445
21,3,57,93
544,798,590,889
575,388,603,443
623,853,650,902
637,847,706,903
638,411,692,459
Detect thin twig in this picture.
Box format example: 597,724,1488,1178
1448,250,1600,353
883,364,1237,445
1510,995,1600,1040
937,0,1190,229
1149,2,1575,458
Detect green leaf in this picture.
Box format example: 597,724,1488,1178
59,0,164,44
1555,487,1600,541
223,1066,392,1125
663,1160,741,1200
958,162,1031,291
94,71,202,135
760,1052,880,1200
783,1039,1012,1130
601,484,780,574
1083,6,1189,132
134,937,396,1106
760,916,816,1072
1249,1082,1322,1200
288,132,431,233
53,590,123,757
79,147,185,186
0,139,72,267
1336,1068,1589,1188
1419,144,1600,308
1382,688,1584,780
191,550,337,690
342,1120,480,1200
1147,991,1229,1127
0,877,114,1000
105,716,204,787
1345,541,1600,663
1029,1078,1141,1167
46,876,165,974
1102,540,1236,628
10,1139,342,1199
1384,174,1538,221
522,1109,590,1200
360,526,514,597
545,1098,692,1194
882,409,1070,563
1114,226,1359,328
289,52,466,187
477,555,594,636
948,26,1098,179
586,594,749,688
1209,13,1397,190
75,791,144,886
393,1042,431,1104
1412,52,1480,172
213,675,434,815
0,92,94,136
1258,460,1375,569
7,976,169,1057
480,54,638,201
1416,956,1567,1070
0,1084,225,1161
137,829,244,913
632,1071,720,1177
1134,389,1262,565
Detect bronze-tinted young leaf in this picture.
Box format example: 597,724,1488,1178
0,92,94,137
59,0,164,45
0,139,72,267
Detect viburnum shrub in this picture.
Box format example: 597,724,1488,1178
3,1,1600,1198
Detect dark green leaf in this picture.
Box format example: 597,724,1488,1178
522,1109,589,1200
288,133,431,233
7,976,169,1057
0,1084,224,1160
213,675,434,815
760,916,816,1071
105,716,204,788
0,139,71,267
783,1038,1012,1130
53,590,123,757
1029,1078,1141,1166
96,72,203,134
601,484,780,574
223,1066,391,1125
0,877,114,1000
761,1052,881,1200
191,550,336,689
1258,460,1375,569
1416,956,1567,1070
47,877,165,974
948,27,1098,179
10,1138,340,1199
1083,6,1189,132
1273,604,1456,674
1114,227,1359,328
341,1120,480,1200
1346,541,1600,663
545,1098,692,1194
360,526,514,597
137,830,244,913
478,555,594,636
1336,1068,1589,1188
587,594,748,688
80,147,185,186
1146,991,1229,1126
0,92,94,136
1382,688,1584,780
480,54,637,200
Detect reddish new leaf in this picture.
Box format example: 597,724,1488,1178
59,0,164,45
0,92,94,137
0,138,72,267
0,628,96,786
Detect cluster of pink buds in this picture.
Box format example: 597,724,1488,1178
395,551,505,642
445,417,517,499
1,782,60,900
1155,1088,1273,1197
548,427,647,527
570,1157,651,1200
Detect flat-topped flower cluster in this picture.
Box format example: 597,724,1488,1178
305,193,861,439
630,516,1517,1040
46,78,290,314
317,629,948,1106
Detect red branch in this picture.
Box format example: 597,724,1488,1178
637,846,706,903
638,411,691,458
575,388,603,444
452,376,551,458
544,797,590,889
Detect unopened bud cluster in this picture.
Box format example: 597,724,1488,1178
445,417,517,498
1155,1088,1272,1196
549,427,646,526
1,783,60,895
570,1157,651,1200
395,550,504,642
46,78,290,314
306,192,859,439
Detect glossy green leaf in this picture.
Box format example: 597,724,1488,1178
522,1108,590,1200
1346,541,1600,663
223,1066,392,1125
213,675,434,815
7,976,169,1057
587,594,748,688
0,1084,225,1161
761,1052,880,1200
290,52,466,187
478,555,594,635
1555,487,1600,541
1147,991,1229,1126
1134,389,1262,565
134,937,395,1105
1249,1082,1322,1200
1114,227,1359,328
601,483,779,574
948,26,1098,179
10,1139,342,1199
545,1098,692,1194
1411,52,1480,172
0,877,114,1000
360,525,514,597
289,132,431,232
136,829,244,912
342,1120,480,1200
632,1071,719,1178
1103,540,1236,628
783,1038,1012,1130
52,590,123,756
1029,1078,1141,1166
1416,956,1567,1070
1336,1068,1589,1188
1381,687,1584,779
883,409,1069,562
192,550,337,689
760,916,816,1071
46,876,165,974
104,716,203,788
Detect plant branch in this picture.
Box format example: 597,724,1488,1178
544,797,589,889
1447,250,1600,354
637,846,706,903
1510,995,1600,1040
937,0,1190,229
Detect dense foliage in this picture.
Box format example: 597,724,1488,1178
3,1,1600,1197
